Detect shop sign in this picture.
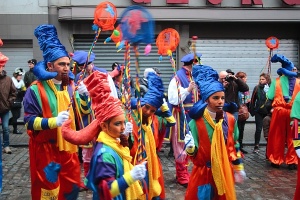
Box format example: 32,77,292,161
132,0,300,5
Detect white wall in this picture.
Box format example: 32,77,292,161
0,0,48,14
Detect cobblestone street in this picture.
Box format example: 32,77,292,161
0,124,298,200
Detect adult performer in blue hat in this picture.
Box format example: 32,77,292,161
266,54,300,169
72,50,117,97
165,52,201,186
23,24,90,200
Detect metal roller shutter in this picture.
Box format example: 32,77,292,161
0,40,33,123
73,34,176,92
0,40,33,78
193,39,299,94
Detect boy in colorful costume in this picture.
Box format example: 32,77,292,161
23,24,89,199
166,53,201,186
184,65,245,200
130,72,176,199
61,71,146,200
266,54,299,169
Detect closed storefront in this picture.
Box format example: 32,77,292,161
0,40,33,77
194,38,299,93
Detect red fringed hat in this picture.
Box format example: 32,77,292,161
0,52,9,67
84,71,124,123
61,71,124,145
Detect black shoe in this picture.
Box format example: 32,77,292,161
240,148,248,154
253,146,259,154
271,163,280,168
288,164,297,170
13,130,23,134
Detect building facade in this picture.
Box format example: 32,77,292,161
0,0,300,92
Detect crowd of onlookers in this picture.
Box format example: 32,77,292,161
0,58,37,154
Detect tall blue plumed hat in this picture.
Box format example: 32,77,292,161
142,72,164,109
33,24,71,80
271,54,297,78
131,72,164,109
189,64,224,119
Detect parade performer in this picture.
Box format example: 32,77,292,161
266,54,299,169
61,71,146,200
72,50,117,97
165,52,201,186
185,65,245,200
23,24,89,199
71,50,118,179
291,92,300,199
130,72,176,199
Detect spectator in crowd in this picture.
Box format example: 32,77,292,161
292,66,298,72
219,69,249,120
249,73,271,153
10,67,26,134
166,52,201,186
186,64,245,200
0,52,17,154
235,71,251,154
24,59,37,88
23,24,89,199
266,54,299,169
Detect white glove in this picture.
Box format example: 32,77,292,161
77,81,89,96
296,149,300,158
184,131,195,149
56,111,70,127
123,122,133,137
234,170,246,183
130,162,147,181
162,98,167,105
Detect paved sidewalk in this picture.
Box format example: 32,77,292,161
0,123,297,199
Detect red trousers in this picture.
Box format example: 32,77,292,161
29,139,81,200
267,107,298,165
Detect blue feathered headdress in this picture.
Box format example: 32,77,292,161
189,65,224,119
141,72,164,109
33,24,69,80
271,54,297,78
130,72,164,109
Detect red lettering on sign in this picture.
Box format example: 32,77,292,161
132,0,300,6
208,0,222,5
282,0,300,5
242,0,263,5
167,0,189,3
133,0,151,3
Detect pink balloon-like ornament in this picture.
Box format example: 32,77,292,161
144,44,151,56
